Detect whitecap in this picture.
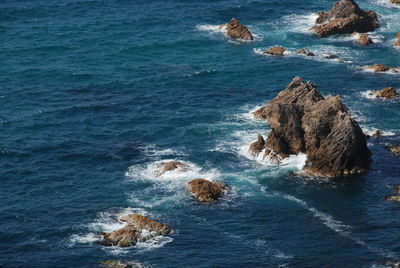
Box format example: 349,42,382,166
281,13,319,34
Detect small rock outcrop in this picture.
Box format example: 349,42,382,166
390,0,400,4
394,185,400,194
264,46,285,56
225,18,253,41
156,161,190,176
249,134,265,157
395,32,400,47
298,48,315,56
187,179,226,203
369,87,399,99
385,143,400,155
100,260,143,268
252,77,371,178
386,195,400,202
365,64,399,73
99,214,171,247
353,33,374,45
312,0,379,37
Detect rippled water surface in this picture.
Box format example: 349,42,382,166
1,0,400,267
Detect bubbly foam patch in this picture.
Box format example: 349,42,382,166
281,13,318,34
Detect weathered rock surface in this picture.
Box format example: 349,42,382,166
312,0,379,37
187,179,226,202
354,33,374,45
366,64,397,73
156,161,190,176
264,46,285,56
99,214,171,247
252,77,371,178
225,18,253,41
385,143,400,155
298,48,315,56
370,87,398,99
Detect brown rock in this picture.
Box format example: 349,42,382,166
265,46,285,56
253,77,371,178
226,18,253,41
156,161,190,176
312,0,379,37
390,0,400,4
187,179,226,203
370,87,398,99
100,214,171,247
395,32,400,47
368,64,391,73
249,134,265,157
386,195,400,202
394,185,400,194
357,33,374,45
120,214,171,236
298,48,315,56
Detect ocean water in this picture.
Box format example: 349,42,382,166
1,0,400,267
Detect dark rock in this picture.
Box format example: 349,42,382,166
187,178,226,203
249,134,265,157
252,77,371,178
99,225,138,247
298,48,315,56
385,143,400,155
226,18,253,40
370,87,398,99
264,46,285,56
325,54,338,59
312,0,379,37
394,185,400,194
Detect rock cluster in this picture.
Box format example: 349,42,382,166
369,87,399,99
99,214,171,247
225,18,253,41
312,0,379,37
187,178,227,203
252,77,371,178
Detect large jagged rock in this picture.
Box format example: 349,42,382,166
312,0,379,37
370,87,398,99
251,77,371,178
264,46,285,56
187,179,226,203
99,215,171,247
156,161,190,176
225,18,253,41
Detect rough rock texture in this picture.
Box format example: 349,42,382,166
367,64,391,73
156,161,190,176
226,18,253,40
298,49,315,56
325,54,338,59
249,134,265,157
355,33,374,45
265,46,285,56
370,87,398,99
386,195,400,202
99,215,171,247
312,0,379,37
187,179,226,203
252,77,371,178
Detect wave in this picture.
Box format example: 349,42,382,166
281,13,318,34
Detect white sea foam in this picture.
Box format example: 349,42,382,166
281,13,319,34
196,24,227,34
237,104,266,121
141,144,186,157
361,126,396,136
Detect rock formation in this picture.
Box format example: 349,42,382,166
298,48,315,56
365,64,400,73
386,195,400,202
264,46,285,56
312,0,379,37
251,77,371,178
225,18,253,41
395,32,400,47
249,134,265,157
99,214,171,247
156,161,190,176
353,33,374,45
390,0,400,4
385,143,400,155
394,185,400,194
187,179,226,202
369,87,398,99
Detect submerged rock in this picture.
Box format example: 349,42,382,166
354,33,374,45
187,178,226,203
264,46,285,56
297,48,315,56
370,87,398,99
365,130,382,139
312,0,379,37
385,143,400,155
156,161,190,176
252,77,371,178
225,18,253,41
99,214,171,247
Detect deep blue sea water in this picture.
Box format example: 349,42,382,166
1,0,400,267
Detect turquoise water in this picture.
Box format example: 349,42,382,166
1,0,400,267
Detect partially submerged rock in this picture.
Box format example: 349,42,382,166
100,260,143,268
225,18,253,41
390,0,400,4
366,64,392,73
156,161,190,176
366,130,382,138
394,185,400,194
312,0,379,37
369,87,399,99
187,179,226,203
325,54,338,59
354,33,374,45
99,214,171,247
264,46,285,56
395,32,400,47
385,143,400,155
386,195,400,202
298,48,315,56
249,134,265,157
252,77,371,178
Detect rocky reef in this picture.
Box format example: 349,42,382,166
251,77,371,178
224,18,253,41
187,178,226,202
312,0,379,37
99,214,171,247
